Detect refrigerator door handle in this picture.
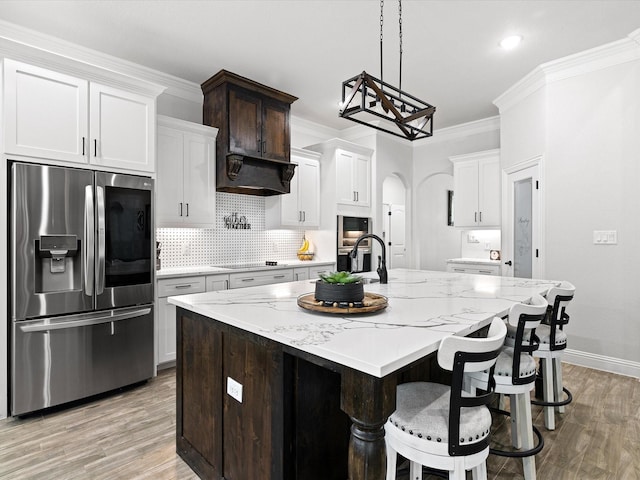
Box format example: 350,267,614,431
84,185,95,296
96,185,106,295
18,307,152,333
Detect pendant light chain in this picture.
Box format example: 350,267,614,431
338,0,435,140
380,0,384,90
398,0,403,95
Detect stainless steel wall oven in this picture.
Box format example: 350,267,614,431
337,215,372,273
9,162,155,415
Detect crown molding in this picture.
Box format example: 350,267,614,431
449,148,500,164
494,30,640,113
157,115,218,138
291,146,322,161
291,115,339,141
305,137,375,157
0,19,201,101
413,116,500,145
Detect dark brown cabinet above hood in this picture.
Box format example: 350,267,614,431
202,70,298,196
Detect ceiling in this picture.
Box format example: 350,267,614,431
0,1,639,131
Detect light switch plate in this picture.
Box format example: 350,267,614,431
227,377,243,403
593,230,617,245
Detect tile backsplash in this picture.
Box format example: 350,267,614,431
460,229,501,259
157,193,305,268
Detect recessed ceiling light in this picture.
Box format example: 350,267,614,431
500,35,522,50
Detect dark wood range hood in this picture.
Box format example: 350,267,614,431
202,70,298,196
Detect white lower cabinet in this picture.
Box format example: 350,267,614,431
446,262,500,276
309,264,333,279
206,273,230,291
157,276,206,366
156,264,333,366
229,269,294,289
293,267,309,281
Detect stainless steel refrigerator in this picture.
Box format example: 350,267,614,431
10,162,155,416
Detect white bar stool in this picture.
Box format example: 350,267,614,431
467,294,548,480
532,282,576,430
385,318,507,480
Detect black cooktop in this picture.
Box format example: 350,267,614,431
216,261,283,269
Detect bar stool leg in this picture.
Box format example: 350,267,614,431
553,358,565,414
510,393,521,449
385,442,397,480
409,461,422,480
517,392,537,480
542,358,555,430
471,462,488,480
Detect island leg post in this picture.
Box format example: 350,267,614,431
341,369,396,480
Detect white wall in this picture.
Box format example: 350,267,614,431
499,88,547,169
412,121,500,269
416,173,460,270
498,34,640,374
543,59,640,364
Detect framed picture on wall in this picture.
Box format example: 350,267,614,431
447,190,454,226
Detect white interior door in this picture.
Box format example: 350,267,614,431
502,159,543,279
387,204,406,269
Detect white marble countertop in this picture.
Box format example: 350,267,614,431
157,260,336,279
168,269,559,378
447,257,501,266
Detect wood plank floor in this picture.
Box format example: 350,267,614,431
0,363,638,479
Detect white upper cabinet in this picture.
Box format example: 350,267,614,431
156,116,218,228
89,83,155,172
336,149,371,207
3,58,157,173
451,149,500,228
265,147,320,228
3,59,88,163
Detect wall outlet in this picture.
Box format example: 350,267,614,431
227,377,243,403
181,242,190,255
593,230,617,245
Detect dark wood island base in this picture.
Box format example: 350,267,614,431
175,307,429,480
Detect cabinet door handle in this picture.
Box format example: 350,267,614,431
94,139,97,157
474,212,477,222
82,137,86,156
302,211,306,222
479,270,492,274
179,203,183,216
356,191,359,202
174,284,193,289
262,141,267,154
257,137,261,153
479,211,482,222
186,203,189,217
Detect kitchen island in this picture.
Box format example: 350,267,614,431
168,269,560,480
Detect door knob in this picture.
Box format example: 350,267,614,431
504,260,513,266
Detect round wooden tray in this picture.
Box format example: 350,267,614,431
297,292,388,314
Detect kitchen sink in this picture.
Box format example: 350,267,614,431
360,278,380,284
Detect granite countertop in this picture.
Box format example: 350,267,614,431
157,260,336,279
447,257,502,266
168,268,559,377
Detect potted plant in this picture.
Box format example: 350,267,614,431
315,271,364,305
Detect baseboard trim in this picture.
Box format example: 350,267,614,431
563,349,640,379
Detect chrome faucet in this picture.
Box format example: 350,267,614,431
350,234,388,284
